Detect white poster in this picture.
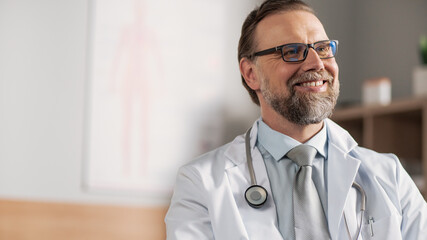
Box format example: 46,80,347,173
85,0,227,197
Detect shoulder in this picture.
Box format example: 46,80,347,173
181,143,230,175
349,146,406,208
178,133,245,185
351,146,400,175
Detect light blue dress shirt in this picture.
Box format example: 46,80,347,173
256,119,329,240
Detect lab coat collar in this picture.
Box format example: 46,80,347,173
324,118,358,152
224,119,359,167
224,121,259,168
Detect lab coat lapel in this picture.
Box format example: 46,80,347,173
327,143,360,239
325,119,361,239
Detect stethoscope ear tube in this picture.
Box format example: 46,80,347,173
344,182,367,240
352,182,366,211
244,127,269,208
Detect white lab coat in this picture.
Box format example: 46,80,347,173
165,119,427,240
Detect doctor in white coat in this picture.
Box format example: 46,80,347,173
165,0,427,239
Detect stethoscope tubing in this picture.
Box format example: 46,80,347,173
245,127,257,186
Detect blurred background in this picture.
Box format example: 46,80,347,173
0,0,426,239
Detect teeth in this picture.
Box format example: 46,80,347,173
301,80,323,87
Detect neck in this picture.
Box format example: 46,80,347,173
261,105,324,143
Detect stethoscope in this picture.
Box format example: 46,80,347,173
243,127,367,240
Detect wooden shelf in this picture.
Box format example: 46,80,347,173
0,199,167,240
331,97,427,196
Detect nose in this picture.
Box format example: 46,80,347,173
300,48,325,72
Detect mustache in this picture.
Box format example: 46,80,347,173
288,70,334,87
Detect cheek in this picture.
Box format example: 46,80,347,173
326,59,339,78
276,66,299,87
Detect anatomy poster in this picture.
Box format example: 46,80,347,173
85,0,226,197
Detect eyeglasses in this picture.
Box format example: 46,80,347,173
252,40,338,62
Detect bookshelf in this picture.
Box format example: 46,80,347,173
331,97,427,196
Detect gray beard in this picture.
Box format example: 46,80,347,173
261,71,339,126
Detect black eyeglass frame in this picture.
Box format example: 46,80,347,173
252,40,339,63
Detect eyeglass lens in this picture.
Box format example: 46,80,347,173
281,40,337,62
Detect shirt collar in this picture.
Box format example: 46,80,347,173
257,119,328,161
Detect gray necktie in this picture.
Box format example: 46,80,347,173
287,145,329,240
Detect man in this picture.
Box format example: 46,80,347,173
165,0,427,239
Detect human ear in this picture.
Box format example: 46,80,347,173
239,57,261,91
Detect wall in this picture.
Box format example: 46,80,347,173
0,0,101,204
0,0,259,207
308,0,427,104
353,0,427,102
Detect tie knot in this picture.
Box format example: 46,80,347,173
286,145,317,166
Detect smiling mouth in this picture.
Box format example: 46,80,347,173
295,80,328,87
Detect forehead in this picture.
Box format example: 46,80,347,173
254,10,328,49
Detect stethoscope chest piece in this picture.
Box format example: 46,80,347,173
245,185,268,208
244,127,268,208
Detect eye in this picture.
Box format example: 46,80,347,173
282,44,305,61
315,42,333,57
283,48,299,56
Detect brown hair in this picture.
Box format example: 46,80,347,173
238,0,314,105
